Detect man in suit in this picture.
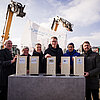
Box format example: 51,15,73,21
0,40,17,100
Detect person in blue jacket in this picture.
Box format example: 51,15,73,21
63,43,80,74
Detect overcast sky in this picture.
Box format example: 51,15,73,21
0,0,100,49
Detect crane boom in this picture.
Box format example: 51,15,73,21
51,16,73,32
2,11,13,46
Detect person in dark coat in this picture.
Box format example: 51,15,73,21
44,37,63,74
63,43,80,74
32,43,44,73
0,40,17,100
82,41,100,100
21,47,31,74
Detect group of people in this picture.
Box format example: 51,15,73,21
0,36,100,100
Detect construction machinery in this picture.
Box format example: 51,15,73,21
1,0,26,49
51,16,73,32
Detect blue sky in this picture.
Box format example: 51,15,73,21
0,0,100,49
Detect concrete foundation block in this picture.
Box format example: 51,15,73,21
8,75,85,100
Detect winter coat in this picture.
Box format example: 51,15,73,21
44,44,63,73
32,49,44,73
0,48,16,86
82,49,100,89
63,49,80,74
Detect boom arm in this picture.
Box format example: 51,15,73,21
51,16,73,32
2,9,13,48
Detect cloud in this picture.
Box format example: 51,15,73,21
46,0,62,7
67,32,100,49
39,0,100,29
58,0,100,26
0,0,10,36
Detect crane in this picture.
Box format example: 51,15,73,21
1,0,26,48
51,16,73,32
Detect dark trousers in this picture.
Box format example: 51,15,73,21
86,89,99,100
0,86,7,100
